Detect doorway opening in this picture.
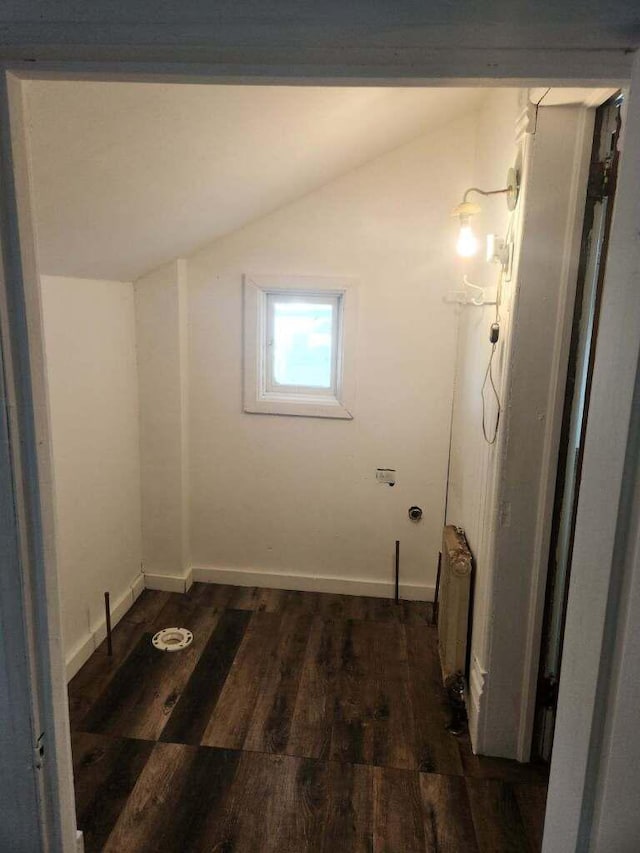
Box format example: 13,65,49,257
1,70,632,848
533,94,622,763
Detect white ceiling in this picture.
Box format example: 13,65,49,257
26,82,488,281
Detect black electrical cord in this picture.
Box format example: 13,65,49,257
481,341,501,444
481,266,504,445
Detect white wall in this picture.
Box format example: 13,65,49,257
447,92,596,761
135,260,190,587
481,105,593,759
184,116,477,598
41,276,143,677
447,88,523,738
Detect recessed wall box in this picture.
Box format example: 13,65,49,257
376,468,396,486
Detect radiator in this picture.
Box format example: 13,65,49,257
437,525,473,680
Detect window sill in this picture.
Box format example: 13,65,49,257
244,394,353,419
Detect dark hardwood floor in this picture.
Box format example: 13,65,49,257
68,583,548,852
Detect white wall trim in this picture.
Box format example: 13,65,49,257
468,655,488,750
243,273,358,420
131,573,145,600
516,104,594,761
0,49,634,85
515,100,538,141
190,565,434,601
65,573,145,681
143,567,194,594
528,87,618,109
477,103,594,761
543,60,640,852
1,69,78,850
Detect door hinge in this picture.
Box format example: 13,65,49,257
34,731,45,770
539,676,559,709
588,157,613,201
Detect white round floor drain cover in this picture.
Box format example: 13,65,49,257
152,627,193,652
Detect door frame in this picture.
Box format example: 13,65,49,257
0,49,638,852
532,97,621,762
472,98,597,762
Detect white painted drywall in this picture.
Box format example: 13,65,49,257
40,275,142,673
446,88,523,741
447,93,595,761
25,82,487,282
135,259,190,584
480,105,593,759
185,116,477,598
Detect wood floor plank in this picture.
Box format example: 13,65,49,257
201,611,281,749
102,742,240,853
186,582,287,612
330,620,416,770
122,589,172,625
68,585,548,853
373,766,426,853
401,600,434,626
405,624,464,775
254,586,288,612
72,732,154,853
369,620,416,770
321,760,374,853
68,620,151,729
324,592,376,621
282,756,329,852
81,606,221,740
243,612,312,754
223,584,287,613
195,750,327,853
466,777,536,853
419,772,479,852
514,784,548,852
281,589,320,617
362,596,400,623
149,591,213,627
160,608,251,746
226,585,263,610
457,733,549,783
68,592,173,728
315,592,355,620
184,581,234,610
316,593,432,624
287,617,346,760
329,618,370,766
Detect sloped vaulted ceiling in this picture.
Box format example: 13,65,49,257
26,82,488,281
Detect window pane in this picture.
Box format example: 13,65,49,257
272,300,333,388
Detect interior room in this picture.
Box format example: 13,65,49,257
22,79,617,850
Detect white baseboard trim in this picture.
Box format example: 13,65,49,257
190,565,434,601
144,567,194,594
131,573,145,599
468,655,488,753
65,572,145,681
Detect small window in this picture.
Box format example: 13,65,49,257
244,274,357,419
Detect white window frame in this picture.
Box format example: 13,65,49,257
243,273,357,419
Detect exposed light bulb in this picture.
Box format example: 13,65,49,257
456,222,479,257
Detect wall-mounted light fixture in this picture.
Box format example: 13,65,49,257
451,167,520,258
